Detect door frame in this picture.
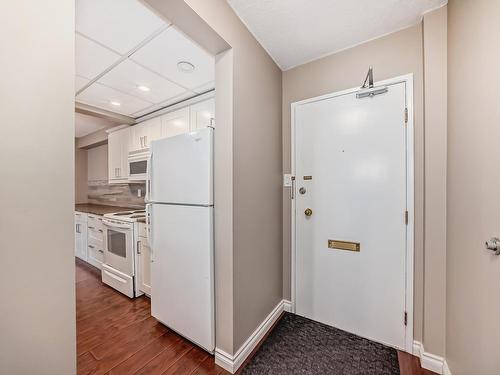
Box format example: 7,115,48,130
290,73,414,353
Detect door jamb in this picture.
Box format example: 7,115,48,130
289,73,415,353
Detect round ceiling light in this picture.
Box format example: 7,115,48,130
137,85,150,92
177,61,195,73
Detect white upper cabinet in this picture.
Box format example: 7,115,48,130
76,0,168,55
131,27,214,90
129,116,162,152
161,107,190,139
190,98,215,131
108,127,130,183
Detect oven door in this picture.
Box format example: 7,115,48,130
128,150,149,181
102,219,134,276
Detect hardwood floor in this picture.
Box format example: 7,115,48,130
76,259,229,375
76,259,432,374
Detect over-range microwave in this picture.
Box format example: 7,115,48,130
128,149,149,181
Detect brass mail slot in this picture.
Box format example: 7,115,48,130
328,240,360,252
303,175,312,180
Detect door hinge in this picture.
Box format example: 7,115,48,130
404,210,409,225
404,311,408,326
404,108,408,124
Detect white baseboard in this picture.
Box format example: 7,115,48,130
443,360,452,375
413,340,448,374
215,299,290,374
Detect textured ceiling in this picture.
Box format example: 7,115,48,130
227,0,447,70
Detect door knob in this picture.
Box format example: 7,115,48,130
304,208,313,217
485,237,500,255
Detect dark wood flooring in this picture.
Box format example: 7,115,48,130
76,259,433,375
76,259,229,375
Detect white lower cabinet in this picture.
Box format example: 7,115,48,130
87,214,105,269
138,223,151,295
75,212,88,261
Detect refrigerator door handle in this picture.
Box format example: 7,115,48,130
146,203,153,262
145,152,152,203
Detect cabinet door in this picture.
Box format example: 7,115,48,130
130,117,162,151
190,98,215,131
138,237,151,295
161,107,190,139
87,237,104,269
108,130,121,181
108,127,130,183
143,117,162,148
119,128,130,179
74,213,88,261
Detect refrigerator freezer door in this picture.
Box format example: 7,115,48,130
150,127,213,205
150,204,214,352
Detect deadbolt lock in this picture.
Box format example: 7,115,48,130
304,208,313,217
299,187,306,195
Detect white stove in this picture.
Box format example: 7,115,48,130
103,210,146,223
101,209,146,298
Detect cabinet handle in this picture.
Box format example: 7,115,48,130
98,249,104,253
76,224,80,233
88,245,95,249
137,240,141,254
88,226,95,229
98,229,103,233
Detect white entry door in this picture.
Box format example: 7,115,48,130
294,80,411,350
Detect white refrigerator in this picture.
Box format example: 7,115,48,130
147,127,214,353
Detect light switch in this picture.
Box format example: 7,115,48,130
283,174,294,187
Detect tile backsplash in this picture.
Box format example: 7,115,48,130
88,180,145,208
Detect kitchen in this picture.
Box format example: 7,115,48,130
73,0,217,371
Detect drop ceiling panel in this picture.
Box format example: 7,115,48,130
192,81,215,94
98,59,186,104
157,91,197,108
131,27,215,90
131,104,160,118
75,76,90,93
76,34,121,80
76,0,168,54
77,82,152,116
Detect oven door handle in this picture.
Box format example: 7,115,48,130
102,219,131,229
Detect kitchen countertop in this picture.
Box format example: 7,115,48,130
75,203,141,216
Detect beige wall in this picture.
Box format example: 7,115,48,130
87,144,108,181
0,0,76,374
422,6,447,356
184,0,283,353
146,0,283,356
446,0,500,373
75,145,88,204
282,24,426,342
